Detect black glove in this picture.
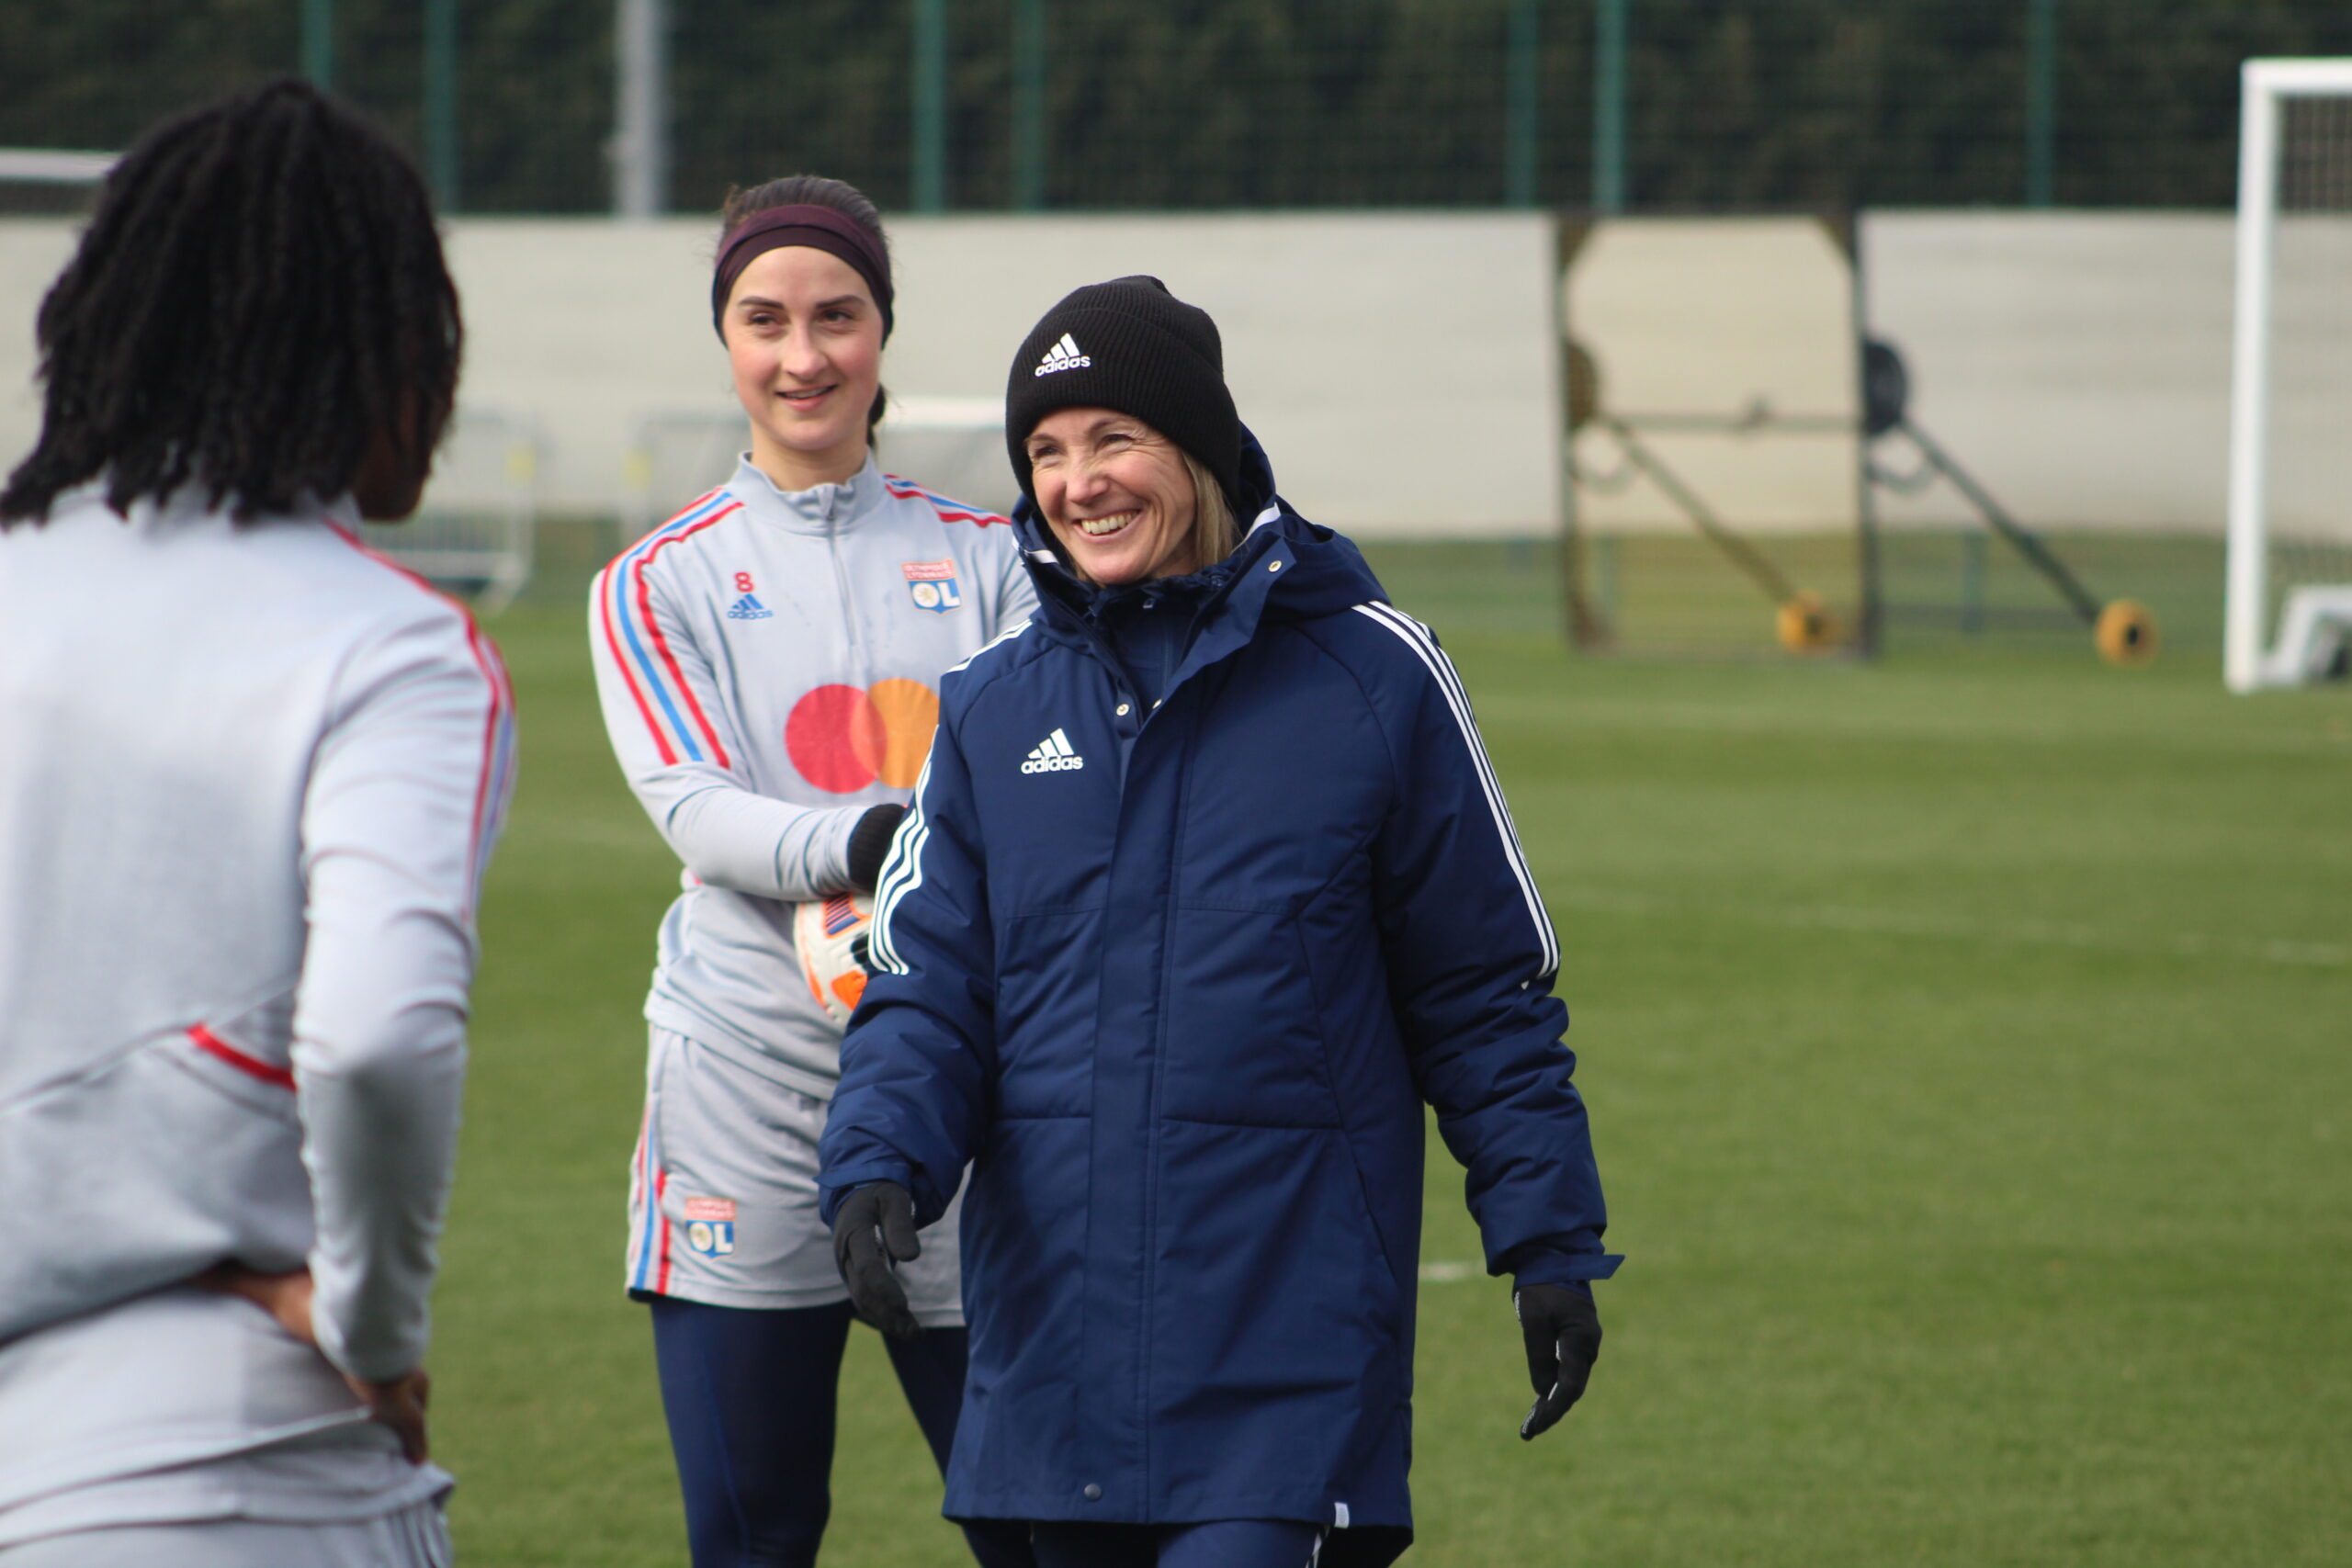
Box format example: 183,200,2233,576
1515,1283,1601,1440
831,1181,922,1338
845,804,907,894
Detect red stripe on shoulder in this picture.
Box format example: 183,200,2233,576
596,560,677,767
457,615,514,919
321,520,514,917
189,1025,297,1090
628,505,742,769
593,492,745,767
884,476,1010,527
605,487,730,573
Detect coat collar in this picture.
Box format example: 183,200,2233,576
1012,428,1387,702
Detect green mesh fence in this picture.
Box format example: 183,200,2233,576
7,1,2352,216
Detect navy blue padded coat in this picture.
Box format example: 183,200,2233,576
818,436,1617,1557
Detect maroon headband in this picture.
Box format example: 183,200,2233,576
711,204,894,342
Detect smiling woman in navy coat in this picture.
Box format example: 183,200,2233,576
819,276,1619,1568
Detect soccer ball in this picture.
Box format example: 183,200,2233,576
794,891,876,1030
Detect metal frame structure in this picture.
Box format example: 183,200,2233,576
0,150,114,184
1556,212,1868,659
2224,57,2352,693
1556,212,2149,664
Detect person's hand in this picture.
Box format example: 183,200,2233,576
1514,1283,1601,1440
354,1367,433,1465
846,804,909,894
831,1181,922,1338
191,1263,432,1463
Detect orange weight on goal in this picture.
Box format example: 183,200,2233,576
2095,600,2158,667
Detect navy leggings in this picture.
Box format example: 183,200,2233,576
1029,1521,1325,1568
649,1296,1035,1568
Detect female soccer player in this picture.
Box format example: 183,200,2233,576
820,277,1620,1568
0,81,508,1566
588,176,1035,1568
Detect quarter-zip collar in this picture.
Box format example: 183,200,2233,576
729,451,887,536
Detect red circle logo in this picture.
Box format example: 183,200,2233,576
786,680,939,793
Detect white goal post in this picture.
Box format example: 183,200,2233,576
2225,59,2352,692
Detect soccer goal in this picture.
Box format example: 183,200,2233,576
2225,59,2352,692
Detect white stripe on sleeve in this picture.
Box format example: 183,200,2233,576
866,750,935,976
1352,602,1561,978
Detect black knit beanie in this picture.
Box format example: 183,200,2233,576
1004,276,1243,517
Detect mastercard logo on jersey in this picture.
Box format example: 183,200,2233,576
902,558,963,614
787,680,937,793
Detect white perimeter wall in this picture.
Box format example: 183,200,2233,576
0,209,2316,536
0,212,1563,536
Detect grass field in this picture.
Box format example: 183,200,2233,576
432,538,2348,1566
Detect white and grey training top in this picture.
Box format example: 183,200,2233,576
591,454,1035,1100
0,483,514,1541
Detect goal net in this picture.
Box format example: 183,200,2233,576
2225,60,2352,691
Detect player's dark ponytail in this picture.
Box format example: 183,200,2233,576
717,175,894,439
2,78,460,526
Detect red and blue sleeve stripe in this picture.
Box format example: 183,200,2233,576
882,474,1010,527
596,491,741,769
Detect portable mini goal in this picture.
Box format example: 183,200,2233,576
2224,59,2352,692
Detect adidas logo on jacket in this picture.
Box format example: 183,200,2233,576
1019,728,1084,773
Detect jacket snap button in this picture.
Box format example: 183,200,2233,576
1115,703,1130,716
1082,1483,1102,1501
1267,559,1283,571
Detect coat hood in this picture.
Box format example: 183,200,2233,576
1010,424,1387,642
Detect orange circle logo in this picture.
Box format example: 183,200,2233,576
786,679,939,793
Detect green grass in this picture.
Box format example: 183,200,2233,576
435,540,2350,1565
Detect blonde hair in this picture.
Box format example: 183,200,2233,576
1182,449,1239,571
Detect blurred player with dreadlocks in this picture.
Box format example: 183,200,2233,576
0,79,510,1566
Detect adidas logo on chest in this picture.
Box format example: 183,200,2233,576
726,592,773,620
1033,333,1091,378
1020,728,1085,773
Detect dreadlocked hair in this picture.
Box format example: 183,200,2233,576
1,78,461,526
718,174,892,437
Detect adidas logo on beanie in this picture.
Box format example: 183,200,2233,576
1003,276,1242,519
1034,332,1091,376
